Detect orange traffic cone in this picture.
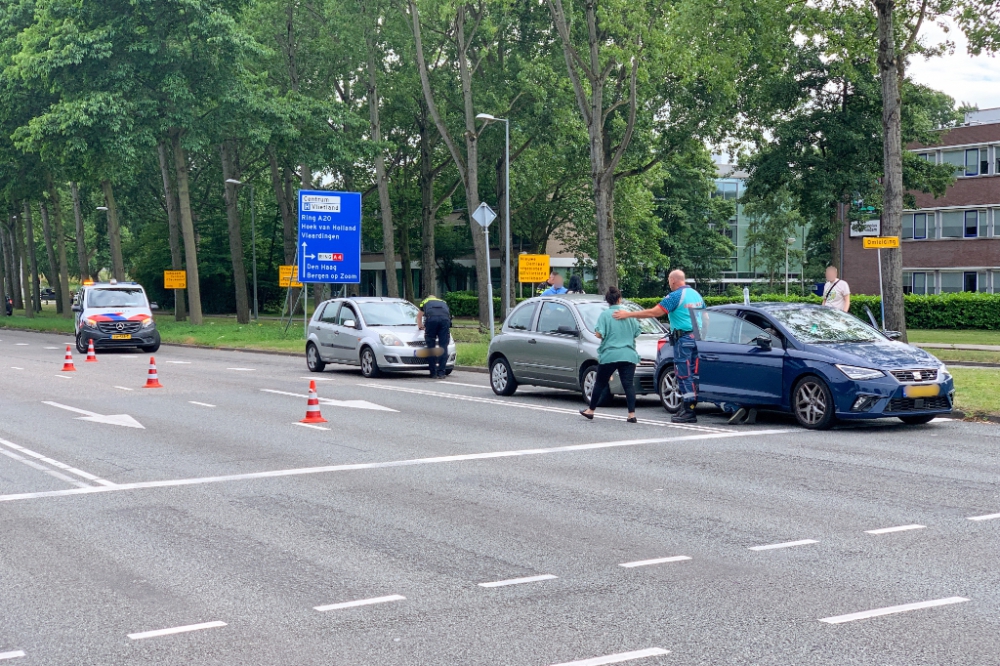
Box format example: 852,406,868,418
142,356,163,388
300,380,328,424
61,345,77,372
85,339,98,363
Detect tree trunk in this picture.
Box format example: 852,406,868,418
99,180,125,282
221,141,251,324
593,173,618,292
70,183,89,282
6,218,23,310
0,222,7,311
172,131,204,324
418,110,437,298
48,185,73,317
14,211,32,317
267,148,297,265
22,203,41,313
873,0,906,339
40,202,60,312
399,219,415,302
157,143,187,321
366,32,399,299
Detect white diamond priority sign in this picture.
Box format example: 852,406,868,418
472,202,497,228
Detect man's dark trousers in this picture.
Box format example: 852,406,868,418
424,318,451,376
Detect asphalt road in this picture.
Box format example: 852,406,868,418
1,328,998,666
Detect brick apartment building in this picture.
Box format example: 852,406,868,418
843,108,1000,295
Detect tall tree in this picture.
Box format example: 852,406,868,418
156,144,187,321
22,201,40,312
220,141,251,324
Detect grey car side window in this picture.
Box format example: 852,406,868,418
703,310,767,345
338,304,359,327
536,302,577,334
506,303,536,331
320,302,340,324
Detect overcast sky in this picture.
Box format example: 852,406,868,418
907,20,1000,110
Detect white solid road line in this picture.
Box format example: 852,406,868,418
168,361,192,364
189,401,216,408
54,374,71,379
15,343,28,346
749,539,818,551
293,422,330,431
479,574,558,588
302,376,335,381
0,651,26,660
0,437,114,487
549,647,670,666
819,596,969,624
619,555,692,568
0,429,792,504
369,383,730,433
227,367,255,371
128,621,227,640
115,386,135,391
968,512,1000,521
437,380,489,389
314,595,406,611
865,524,926,535
10,367,23,370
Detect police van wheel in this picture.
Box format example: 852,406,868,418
306,343,326,373
76,333,89,354
360,347,382,378
490,357,517,396
141,340,161,353
659,366,682,414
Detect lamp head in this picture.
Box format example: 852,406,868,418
96,206,109,211
476,113,496,121
225,178,242,185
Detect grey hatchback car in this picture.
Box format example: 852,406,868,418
487,294,666,402
306,297,457,377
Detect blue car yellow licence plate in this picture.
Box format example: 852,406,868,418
111,334,132,340
904,384,940,398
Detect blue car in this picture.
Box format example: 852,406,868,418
654,303,954,429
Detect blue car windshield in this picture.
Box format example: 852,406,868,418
576,301,664,335
769,307,882,344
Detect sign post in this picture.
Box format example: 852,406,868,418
297,190,362,337
862,236,900,329
471,203,497,339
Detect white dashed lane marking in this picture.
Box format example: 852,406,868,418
293,422,330,431
549,648,670,666
865,524,925,535
314,595,406,612
189,401,216,408
0,650,26,660
819,596,969,624
227,367,255,371
479,574,558,588
968,512,1000,522
619,556,691,568
128,621,227,640
749,539,818,551
115,386,134,391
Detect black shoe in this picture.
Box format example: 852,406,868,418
672,407,697,424
627,417,637,424
437,372,448,378
580,410,594,420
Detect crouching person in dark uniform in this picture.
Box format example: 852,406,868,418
417,295,451,378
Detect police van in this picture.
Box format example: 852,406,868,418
72,280,161,353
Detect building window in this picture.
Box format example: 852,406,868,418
940,211,964,238
903,213,927,239
966,148,981,176
964,272,978,293
904,271,930,295
940,272,963,293
965,211,980,238
943,150,965,176
715,182,738,201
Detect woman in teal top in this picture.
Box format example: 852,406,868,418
580,286,642,423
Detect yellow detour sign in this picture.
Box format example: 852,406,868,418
279,265,303,288
163,270,187,290
518,254,551,283
863,236,900,249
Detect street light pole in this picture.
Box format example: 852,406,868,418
785,237,796,296
476,113,512,317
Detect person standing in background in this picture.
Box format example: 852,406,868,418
416,294,451,378
541,272,567,296
566,275,585,294
579,286,641,423
822,266,851,313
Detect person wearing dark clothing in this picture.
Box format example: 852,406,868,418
417,295,451,378
567,275,585,294
580,286,641,423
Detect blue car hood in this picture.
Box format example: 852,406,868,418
808,339,942,370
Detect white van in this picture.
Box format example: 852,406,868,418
72,280,161,353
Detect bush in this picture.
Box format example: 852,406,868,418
443,290,503,318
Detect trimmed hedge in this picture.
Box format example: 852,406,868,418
444,289,1000,329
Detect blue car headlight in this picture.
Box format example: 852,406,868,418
836,364,884,381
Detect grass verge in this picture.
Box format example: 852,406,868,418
950,367,1000,419
908,329,1000,345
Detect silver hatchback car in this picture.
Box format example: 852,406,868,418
306,297,457,377
487,294,666,402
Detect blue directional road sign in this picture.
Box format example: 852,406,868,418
297,190,362,284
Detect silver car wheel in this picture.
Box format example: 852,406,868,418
491,362,508,392
795,380,827,426
361,348,380,378
659,367,682,413
582,366,597,404
307,344,320,369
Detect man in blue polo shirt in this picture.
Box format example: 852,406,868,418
613,269,704,423
540,272,567,296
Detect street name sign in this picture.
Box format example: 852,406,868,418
863,236,900,249
279,265,303,288
163,270,187,290
471,202,497,228
297,190,362,284
518,254,551,283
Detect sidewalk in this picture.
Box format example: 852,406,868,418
915,343,1000,352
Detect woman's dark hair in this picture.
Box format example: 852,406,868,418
605,285,622,306
568,275,584,293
